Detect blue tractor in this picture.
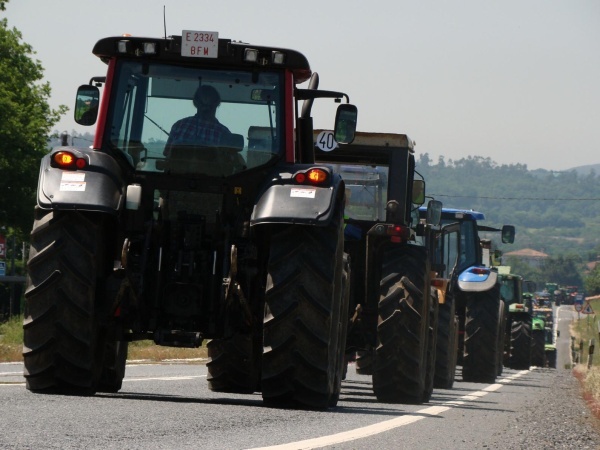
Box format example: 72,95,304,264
420,208,514,383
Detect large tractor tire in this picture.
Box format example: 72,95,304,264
462,286,502,383
372,246,431,404
423,290,439,402
207,333,260,393
355,348,375,375
508,319,532,370
497,303,506,377
97,321,128,393
23,209,111,394
531,329,546,367
329,253,351,406
434,293,458,389
546,348,557,369
262,213,346,409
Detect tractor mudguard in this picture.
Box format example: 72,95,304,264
251,165,344,226
37,147,125,214
457,265,498,292
508,311,530,323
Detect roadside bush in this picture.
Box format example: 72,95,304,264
0,315,23,345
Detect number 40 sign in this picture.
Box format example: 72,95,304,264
315,131,339,152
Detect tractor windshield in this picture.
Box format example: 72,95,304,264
106,60,283,175
499,277,517,303
332,164,389,221
439,218,479,270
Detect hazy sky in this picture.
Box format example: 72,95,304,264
3,0,599,171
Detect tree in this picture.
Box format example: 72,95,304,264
538,255,584,288
584,265,600,296
0,17,68,237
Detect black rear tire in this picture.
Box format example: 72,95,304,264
508,319,532,370
423,290,439,402
462,286,502,383
261,213,346,409
355,348,375,375
531,329,546,367
23,209,111,394
546,348,557,368
434,293,458,389
207,333,260,393
329,253,351,406
96,317,128,393
97,337,128,393
497,302,505,376
373,245,430,404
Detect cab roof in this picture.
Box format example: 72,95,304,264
418,207,486,221
92,35,312,84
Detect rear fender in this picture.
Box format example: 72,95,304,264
251,165,344,226
457,265,497,292
36,147,125,214
508,311,531,323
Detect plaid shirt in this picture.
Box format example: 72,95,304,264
165,115,231,155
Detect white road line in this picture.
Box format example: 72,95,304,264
248,370,530,450
124,375,206,382
0,372,22,376
0,374,206,387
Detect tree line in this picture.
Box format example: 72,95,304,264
417,154,600,259
416,154,600,294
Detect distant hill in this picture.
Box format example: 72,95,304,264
415,154,600,259
569,163,600,176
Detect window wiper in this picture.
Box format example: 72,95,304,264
144,113,170,136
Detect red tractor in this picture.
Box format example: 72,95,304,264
23,31,357,409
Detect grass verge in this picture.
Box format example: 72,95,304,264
0,315,208,363
570,299,600,419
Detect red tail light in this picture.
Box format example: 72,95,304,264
52,151,87,170
387,225,410,239
294,168,329,185
431,278,446,288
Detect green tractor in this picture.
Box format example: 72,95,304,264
499,271,535,370
531,315,546,367
532,307,556,368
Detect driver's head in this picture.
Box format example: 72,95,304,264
193,85,221,114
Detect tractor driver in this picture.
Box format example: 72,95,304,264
164,85,233,157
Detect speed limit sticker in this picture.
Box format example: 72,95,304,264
315,131,338,152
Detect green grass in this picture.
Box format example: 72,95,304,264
571,299,600,367
571,299,600,404
0,315,24,361
0,315,24,345
0,316,207,363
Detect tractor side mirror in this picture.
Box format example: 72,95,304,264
75,85,100,126
524,280,537,293
412,179,425,206
426,199,442,226
501,225,515,244
334,104,357,144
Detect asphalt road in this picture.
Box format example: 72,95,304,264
557,304,578,369
0,305,598,450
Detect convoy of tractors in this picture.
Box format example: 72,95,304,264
22,31,559,409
